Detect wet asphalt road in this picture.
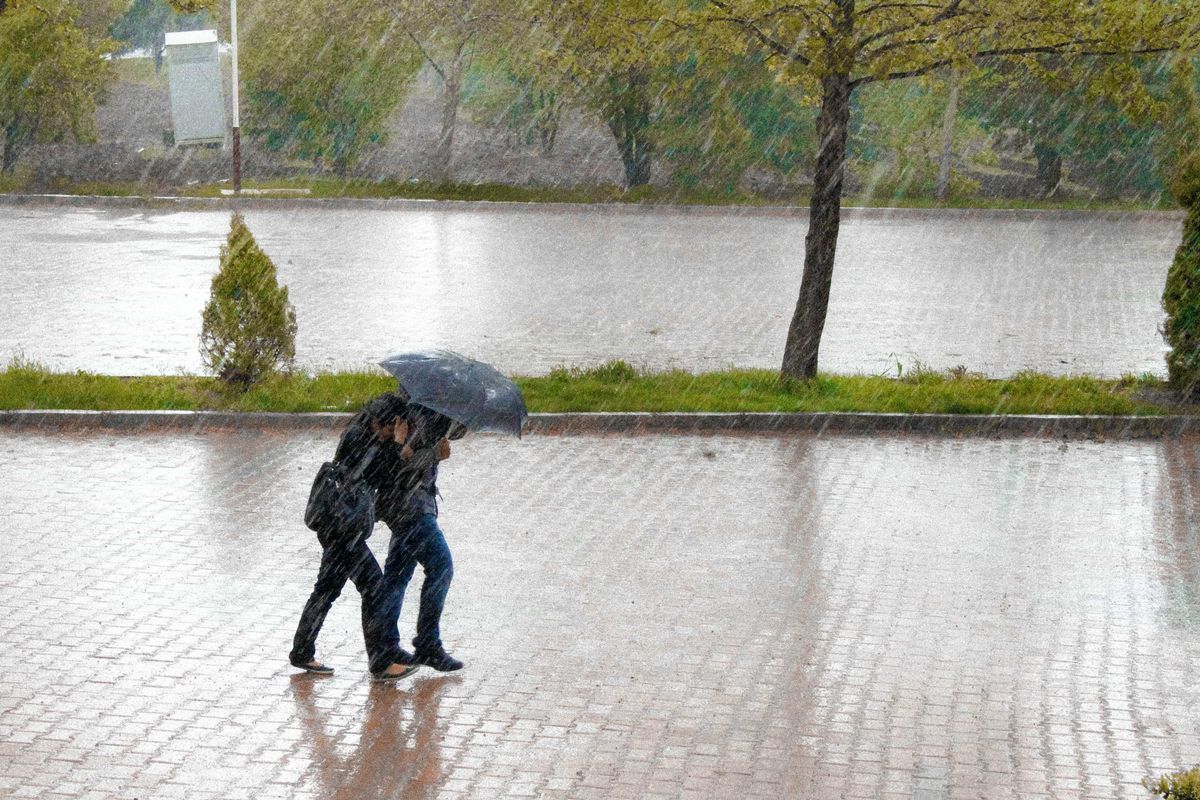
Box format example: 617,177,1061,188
0,202,1181,377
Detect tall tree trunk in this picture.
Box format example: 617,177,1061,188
1033,140,1062,197
154,31,165,73
935,67,961,200
781,71,853,380
2,121,22,173
606,66,653,188
431,45,465,184
536,90,559,156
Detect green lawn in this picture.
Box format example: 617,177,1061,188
0,360,1187,417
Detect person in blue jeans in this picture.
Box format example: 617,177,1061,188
376,404,466,673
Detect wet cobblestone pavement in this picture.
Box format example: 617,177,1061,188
1,428,1198,799
0,204,1181,377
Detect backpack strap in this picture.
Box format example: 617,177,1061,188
347,442,381,482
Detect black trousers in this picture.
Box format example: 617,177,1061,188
290,531,396,674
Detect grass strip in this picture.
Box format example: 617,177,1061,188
0,360,1188,417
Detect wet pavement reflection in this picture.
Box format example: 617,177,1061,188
0,429,1197,798
290,676,453,800
0,204,1181,377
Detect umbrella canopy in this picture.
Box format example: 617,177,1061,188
378,350,527,438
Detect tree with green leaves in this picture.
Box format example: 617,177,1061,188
383,0,521,182
654,49,816,193
238,0,421,175
1163,152,1200,399
1160,57,1200,399
109,0,208,72
200,213,297,388
531,1,684,188
847,72,989,200
958,56,1192,199
0,0,119,172
684,0,1200,379
462,55,565,155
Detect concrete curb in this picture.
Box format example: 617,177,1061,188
0,192,1184,222
2,410,1199,439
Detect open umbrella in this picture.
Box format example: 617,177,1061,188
378,350,527,438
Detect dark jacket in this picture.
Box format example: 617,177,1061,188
334,407,450,521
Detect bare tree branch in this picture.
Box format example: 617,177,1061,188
405,30,445,79
856,0,972,51
851,41,1179,87
705,0,814,65
859,1,941,16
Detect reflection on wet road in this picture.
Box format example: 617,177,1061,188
0,204,1180,376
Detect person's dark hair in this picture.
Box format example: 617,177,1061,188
364,392,407,426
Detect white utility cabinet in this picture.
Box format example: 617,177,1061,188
164,30,226,146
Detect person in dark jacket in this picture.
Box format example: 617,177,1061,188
376,404,466,673
290,393,418,680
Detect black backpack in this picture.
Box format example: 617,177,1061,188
303,443,380,542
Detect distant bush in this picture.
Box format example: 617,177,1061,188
200,214,297,388
1146,766,1200,799
1161,151,1200,398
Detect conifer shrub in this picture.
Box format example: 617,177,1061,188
200,213,297,388
1162,151,1200,399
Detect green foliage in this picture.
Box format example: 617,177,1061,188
1147,767,1200,800
109,0,207,67
851,76,987,200
1162,183,1200,398
732,62,816,180
521,366,1171,415
1159,58,1200,188
655,52,814,193
0,355,200,410
529,0,681,187
461,61,563,154
547,360,640,384
2,360,1181,416
1172,151,1200,208
653,54,746,191
166,0,215,14
200,214,297,388
0,0,117,171
241,0,421,174
961,56,1198,199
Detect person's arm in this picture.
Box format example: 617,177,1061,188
400,438,451,469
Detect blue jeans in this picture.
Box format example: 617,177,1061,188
379,513,454,655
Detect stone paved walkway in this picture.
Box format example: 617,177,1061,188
1,428,1198,799
0,203,1181,378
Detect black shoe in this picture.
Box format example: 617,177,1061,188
414,647,463,672
372,662,420,681
290,658,334,675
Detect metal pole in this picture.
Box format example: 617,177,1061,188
230,0,241,194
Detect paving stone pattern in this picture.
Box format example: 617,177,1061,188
0,205,1181,378
1,429,1198,799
